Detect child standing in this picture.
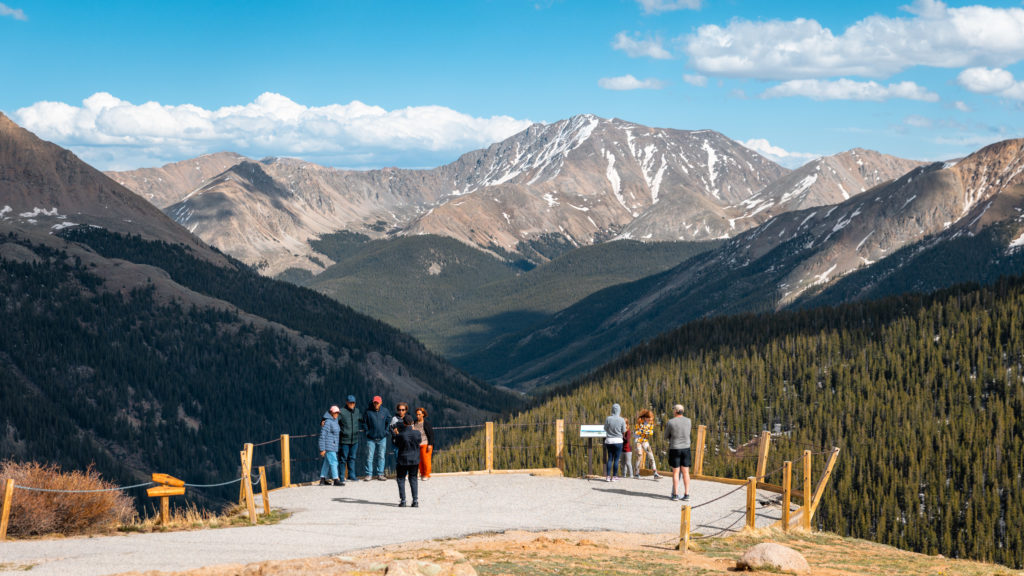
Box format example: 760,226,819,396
621,420,634,479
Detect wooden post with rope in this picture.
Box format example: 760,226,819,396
746,476,757,529
555,419,565,475
756,430,771,479
240,449,257,524
239,443,253,505
485,421,494,473
258,466,270,516
678,505,691,553
810,448,841,518
280,434,291,488
782,461,793,531
693,425,706,476
802,450,812,530
0,478,14,541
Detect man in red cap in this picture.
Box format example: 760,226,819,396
361,395,392,480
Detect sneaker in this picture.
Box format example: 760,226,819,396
411,501,419,508
612,477,619,482
398,501,406,507
681,494,690,502
319,477,329,486
606,476,612,482
671,493,680,501
332,479,344,486
377,475,388,481
653,473,662,479
362,477,371,482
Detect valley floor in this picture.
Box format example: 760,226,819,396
0,474,778,576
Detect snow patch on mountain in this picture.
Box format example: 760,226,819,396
702,140,719,197
0,206,10,219
782,174,818,204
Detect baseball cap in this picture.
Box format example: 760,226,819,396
372,395,382,403
329,405,340,413
346,395,356,403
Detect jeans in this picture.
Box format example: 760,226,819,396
364,437,387,477
320,451,339,480
396,464,419,503
605,442,623,478
621,450,634,477
340,443,358,480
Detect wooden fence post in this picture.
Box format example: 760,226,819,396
241,450,257,524
756,430,772,480
258,466,270,516
694,425,706,476
802,450,812,530
0,478,14,541
555,419,565,475
782,461,793,531
810,448,841,518
679,505,691,552
746,476,757,530
160,496,170,526
485,421,494,472
239,443,253,505
280,434,291,488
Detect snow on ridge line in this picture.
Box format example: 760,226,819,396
0,205,11,219
1010,230,1024,249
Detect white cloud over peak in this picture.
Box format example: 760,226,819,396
741,138,819,169
636,0,701,14
762,79,940,102
684,0,1024,80
0,2,26,20
14,93,534,170
957,67,1024,99
598,75,665,90
612,32,672,59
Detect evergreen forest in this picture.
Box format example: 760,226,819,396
436,274,1024,568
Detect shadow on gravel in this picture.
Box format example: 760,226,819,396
590,487,675,501
331,497,397,507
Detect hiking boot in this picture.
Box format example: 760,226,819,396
319,477,329,485
332,479,345,486
411,501,419,508
398,501,406,507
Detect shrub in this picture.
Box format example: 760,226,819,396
0,461,136,537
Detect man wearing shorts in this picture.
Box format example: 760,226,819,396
665,404,692,501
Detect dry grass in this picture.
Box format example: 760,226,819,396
0,460,136,537
119,502,290,533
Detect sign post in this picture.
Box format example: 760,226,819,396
579,425,606,478
147,473,186,526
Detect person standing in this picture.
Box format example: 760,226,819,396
394,413,422,507
635,409,661,479
318,405,343,486
413,407,434,480
362,396,392,481
620,420,635,479
338,395,361,482
665,404,692,501
603,403,626,482
390,403,409,474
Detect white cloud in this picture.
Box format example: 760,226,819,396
904,115,933,128
612,32,672,59
684,0,1024,80
741,138,820,168
683,74,708,87
957,66,1024,100
598,75,665,90
636,0,701,14
0,2,26,20
14,92,534,170
954,101,971,112
762,79,940,102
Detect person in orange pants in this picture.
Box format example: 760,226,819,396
413,407,434,479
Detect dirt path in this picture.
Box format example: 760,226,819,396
0,474,782,576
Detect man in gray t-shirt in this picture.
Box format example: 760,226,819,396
665,404,692,501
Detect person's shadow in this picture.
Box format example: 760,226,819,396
591,487,674,501
331,497,397,507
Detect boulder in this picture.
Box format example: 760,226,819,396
736,542,810,574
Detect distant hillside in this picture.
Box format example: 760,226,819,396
461,139,1024,390
299,233,718,357
439,276,1024,568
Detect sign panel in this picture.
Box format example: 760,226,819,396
147,485,186,498
151,473,185,487
579,424,607,438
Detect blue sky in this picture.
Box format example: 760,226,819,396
1,0,1023,170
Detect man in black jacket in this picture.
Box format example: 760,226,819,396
338,395,361,482
394,413,422,507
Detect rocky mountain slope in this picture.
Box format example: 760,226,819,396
458,139,1024,389
0,114,519,500
108,116,916,277
109,151,246,208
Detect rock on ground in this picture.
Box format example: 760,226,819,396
736,542,810,574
